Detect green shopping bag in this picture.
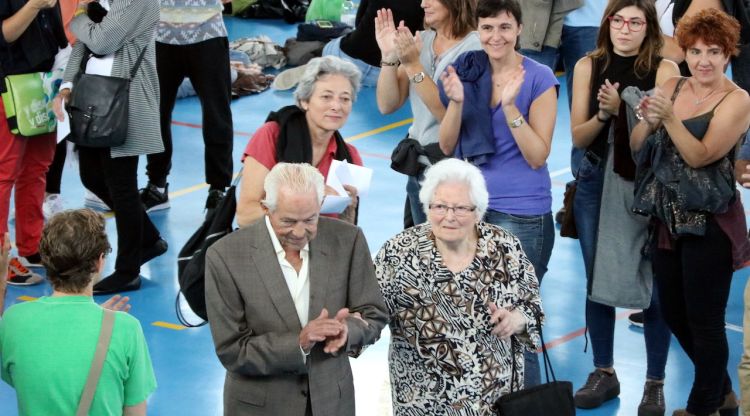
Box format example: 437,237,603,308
305,0,342,22
2,72,60,137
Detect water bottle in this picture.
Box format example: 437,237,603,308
341,0,357,27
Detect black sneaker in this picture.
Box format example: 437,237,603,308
638,381,665,416
574,369,620,409
140,183,170,212
629,311,645,328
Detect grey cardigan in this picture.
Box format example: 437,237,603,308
63,0,163,158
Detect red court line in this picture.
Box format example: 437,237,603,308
541,310,634,352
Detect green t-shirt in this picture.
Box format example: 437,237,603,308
0,296,157,415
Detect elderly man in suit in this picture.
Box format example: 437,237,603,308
205,162,388,416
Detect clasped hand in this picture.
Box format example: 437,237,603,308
597,79,621,117
488,303,526,340
299,308,352,355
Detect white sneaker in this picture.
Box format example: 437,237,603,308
272,64,308,91
84,190,111,211
43,194,64,220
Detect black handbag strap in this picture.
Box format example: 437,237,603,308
508,311,556,393
78,43,148,80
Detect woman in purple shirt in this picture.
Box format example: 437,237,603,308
438,0,558,389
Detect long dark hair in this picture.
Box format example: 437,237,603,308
588,0,663,78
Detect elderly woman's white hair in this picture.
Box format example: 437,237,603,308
262,163,325,212
294,56,362,106
419,158,489,219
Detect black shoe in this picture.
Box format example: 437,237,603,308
140,183,170,212
93,271,141,295
574,369,620,409
629,311,645,328
141,238,168,265
638,381,665,416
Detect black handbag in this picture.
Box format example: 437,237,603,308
66,46,147,148
175,171,241,326
493,316,576,416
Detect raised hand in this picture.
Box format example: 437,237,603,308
375,8,399,63
500,65,525,108
440,66,464,103
100,294,132,312
395,26,421,67
597,79,621,116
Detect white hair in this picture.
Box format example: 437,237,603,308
418,158,489,219
262,163,325,212
294,56,362,106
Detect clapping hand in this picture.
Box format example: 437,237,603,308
488,303,527,340
644,87,674,124
597,79,621,116
440,66,464,103
500,65,525,108
375,9,400,63
395,26,421,67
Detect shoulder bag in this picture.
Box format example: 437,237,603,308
76,309,115,416
2,71,60,137
66,46,147,148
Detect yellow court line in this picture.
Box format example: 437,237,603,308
17,295,38,302
152,321,187,330
344,118,412,142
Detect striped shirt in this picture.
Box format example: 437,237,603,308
157,0,227,45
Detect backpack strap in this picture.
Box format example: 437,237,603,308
76,309,115,416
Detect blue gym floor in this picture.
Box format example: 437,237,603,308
2,17,749,415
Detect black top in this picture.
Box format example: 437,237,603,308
339,0,424,67
588,53,658,180
0,0,67,91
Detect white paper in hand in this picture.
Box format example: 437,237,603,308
56,98,70,144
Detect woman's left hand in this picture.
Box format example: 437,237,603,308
394,27,421,67
597,79,621,116
488,304,527,339
500,65,525,108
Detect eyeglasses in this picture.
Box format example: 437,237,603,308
428,204,477,217
608,15,646,32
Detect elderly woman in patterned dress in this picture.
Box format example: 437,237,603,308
374,158,543,415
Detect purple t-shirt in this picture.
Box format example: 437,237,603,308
482,57,558,215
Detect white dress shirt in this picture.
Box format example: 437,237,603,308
264,216,311,327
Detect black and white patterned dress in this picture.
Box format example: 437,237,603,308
374,222,543,416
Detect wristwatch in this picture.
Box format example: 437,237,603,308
410,71,425,84
508,115,524,128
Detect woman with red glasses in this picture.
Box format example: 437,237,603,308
569,0,679,414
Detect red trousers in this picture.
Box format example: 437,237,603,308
0,101,56,256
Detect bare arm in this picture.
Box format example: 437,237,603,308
395,28,447,121
236,157,270,228
123,401,146,416
570,58,608,149
438,66,464,155
1,0,56,43
507,86,557,169
660,89,750,167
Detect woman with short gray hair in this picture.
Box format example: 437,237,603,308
375,158,543,414
238,56,364,227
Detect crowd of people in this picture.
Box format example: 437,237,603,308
2,0,750,415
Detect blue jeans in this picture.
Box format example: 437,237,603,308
323,37,380,87
520,46,558,72
484,209,555,388
560,25,598,172
574,153,670,379
406,175,427,226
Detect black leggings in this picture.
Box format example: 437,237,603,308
652,220,733,416
45,140,66,194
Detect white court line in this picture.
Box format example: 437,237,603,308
550,167,572,178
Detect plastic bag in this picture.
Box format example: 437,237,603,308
305,0,343,22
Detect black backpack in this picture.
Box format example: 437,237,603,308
175,173,241,326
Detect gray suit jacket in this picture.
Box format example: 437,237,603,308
520,0,584,51
205,217,388,416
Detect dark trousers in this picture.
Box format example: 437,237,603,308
652,220,734,415
78,147,160,275
146,37,233,189
45,140,66,194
